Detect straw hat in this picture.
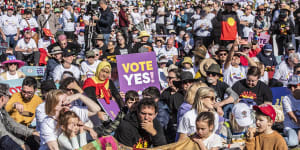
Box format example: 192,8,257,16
138,31,150,38
193,45,207,59
199,58,218,77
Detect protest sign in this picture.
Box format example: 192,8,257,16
0,79,24,95
20,66,46,77
98,99,120,121
248,32,270,47
117,52,160,95
271,87,291,106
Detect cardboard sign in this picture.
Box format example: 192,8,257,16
20,66,46,77
98,99,120,121
248,32,270,47
117,52,160,95
271,87,291,106
0,79,24,95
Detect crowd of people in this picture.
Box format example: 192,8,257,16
0,0,300,149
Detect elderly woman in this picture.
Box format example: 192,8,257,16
83,61,124,108
39,90,100,150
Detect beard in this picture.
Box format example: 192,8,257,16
21,93,33,102
207,77,216,84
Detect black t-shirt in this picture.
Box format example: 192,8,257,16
232,79,272,105
101,50,121,63
115,44,131,55
200,78,229,102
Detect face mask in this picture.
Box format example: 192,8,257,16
264,52,271,56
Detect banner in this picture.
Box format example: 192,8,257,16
117,52,160,95
0,79,24,95
248,32,270,47
271,87,291,106
20,66,46,77
98,99,120,121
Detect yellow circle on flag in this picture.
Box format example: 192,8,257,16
227,17,235,26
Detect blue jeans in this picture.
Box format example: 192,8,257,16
103,34,110,45
222,103,233,119
0,135,23,150
284,128,299,147
5,34,17,48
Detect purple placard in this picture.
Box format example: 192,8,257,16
98,99,120,121
117,52,160,95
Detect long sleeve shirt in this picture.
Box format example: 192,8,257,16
245,131,288,150
58,132,88,150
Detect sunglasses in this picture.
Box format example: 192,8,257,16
45,7,50,9
167,76,176,80
25,37,31,39
296,71,300,74
203,96,215,101
258,9,265,11
218,53,227,56
8,63,18,66
66,88,76,92
207,72,218,77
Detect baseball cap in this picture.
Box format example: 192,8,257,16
288,75,300,85
232,103,253,127
40,80,56,94
86,50,95,58
253,104,276,122
7,6,14,10
263,44,273,52
62,49,74,57
286,42,295,50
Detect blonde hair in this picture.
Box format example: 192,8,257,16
45,90,65,116
185,82,207,105
192,87,215,114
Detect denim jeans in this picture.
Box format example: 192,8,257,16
222,103,233,119
284,127,299,147
5,34,17,48
103,34,110,45
0,135,23,150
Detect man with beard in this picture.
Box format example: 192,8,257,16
5,77,43,126
199,64,239,119
47,34,81,55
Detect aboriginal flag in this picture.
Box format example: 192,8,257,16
220,15,238,41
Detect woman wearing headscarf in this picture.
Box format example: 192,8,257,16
83,61,124,108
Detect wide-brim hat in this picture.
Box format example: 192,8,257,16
199,58,218,77
173,71,196,88
50,46,63,55
223,0,235,5
215,46,228,54
193,45,207,58
94,34,104,40
206,64,223,77
182,57,193,67
2,55,25,68
138,31,150,38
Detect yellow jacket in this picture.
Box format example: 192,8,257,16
5,92,43,126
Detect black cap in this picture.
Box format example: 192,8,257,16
62,49,74,57
24,9,32,14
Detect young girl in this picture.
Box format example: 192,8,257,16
191,111,222,150
219,103,254,149
177,87,219,141
58,109,88,150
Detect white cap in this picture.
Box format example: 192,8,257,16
232,103,253,127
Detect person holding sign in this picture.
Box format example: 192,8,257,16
83,61,124,108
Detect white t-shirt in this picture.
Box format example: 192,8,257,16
0,15,20,35
273,60,293,87
156,7,165,24
193,18,212,37
53,64,81,81
160,47,178,62
240,14,255,37
177,109,219,136
202,133,223,149
16,38,37,55
223,65,247,87
130,12,142,25
282,94,300,129
62,10,75,31
39,106,89,150
35,102,47,132
20,18,39,31
80,60,101,78
38,38,52,52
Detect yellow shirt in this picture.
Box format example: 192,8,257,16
5,92,43,126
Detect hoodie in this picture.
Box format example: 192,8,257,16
114,111,167,148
